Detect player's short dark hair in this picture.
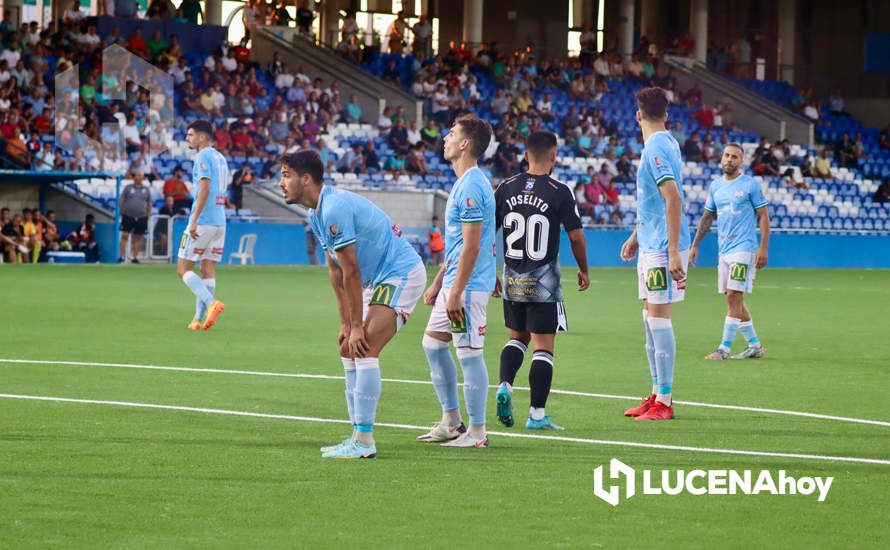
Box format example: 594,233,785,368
280,150,324,184
724,142,744,156
454,115,492,159
636,87,669,121
526,131,557,161
187,120,214,137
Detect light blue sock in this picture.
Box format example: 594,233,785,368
643,310,657,393
721,316,741,350
648,317,676,404
341,357,357,426
194,278,216,321
456,348,488,427
182,271,212,307
739,321,760,345
353,358,381,432
423,335,459,411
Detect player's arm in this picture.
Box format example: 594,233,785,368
333,243,369,358
658,179,686,281
188,178,210,238
423,262,446,305
690,209,716,266
567,228,589,291
619,227,638,262
325,251,351,345
446,222,481,324
755,206,770,269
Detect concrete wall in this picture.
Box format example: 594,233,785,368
0,184,39,215
845,99,890,131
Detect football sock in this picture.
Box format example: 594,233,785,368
530,407,546,421
456,347,488,428
341,357,357,426
529,350,553,409
182,271,213,308
499,339,527,385
721,316,741,351
422,335,460,414
353,358,381,434
648,317,675,406
739,320,761,346
194,278,216,321
643,309,658,395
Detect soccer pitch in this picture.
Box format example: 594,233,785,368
1,264,888,547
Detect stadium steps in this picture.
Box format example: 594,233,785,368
662,55,813,147
244,184,308,221
251,25,422,124
46,182,115,222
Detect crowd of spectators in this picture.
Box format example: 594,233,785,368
0,205,99,262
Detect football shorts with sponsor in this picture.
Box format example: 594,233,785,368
178,224,226,262
425,286,490,349
718,252,757,294
637,249,690,304
503,300,567,334
361,261,427,331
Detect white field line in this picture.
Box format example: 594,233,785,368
2,393,889,466
2,358,889,428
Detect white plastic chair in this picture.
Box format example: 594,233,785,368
228,233,257,265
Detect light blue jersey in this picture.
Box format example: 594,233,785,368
443,166,497,292
193,146,229,226
704,174,768,255
308,186,420,287
636,131,691,253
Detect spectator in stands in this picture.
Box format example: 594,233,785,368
119,171,152,263
683,132,703,163
692,103,715,130
827,88,849,117
34,141,53,171
363,139,380,171
420,118,440,150
387,12,407,54
873,179,890,203
495,133,520,177
595,165,619,206
230,163,253,212
880,124,890,151
615,153,635,182
127,28,149,58
163,166,191,209
576,122,596,158
337,143,364,173
406,143,429,175
853,132,866,163
377,106,393,132
342,94,361,123
684,83,703,108
2,211,27,263
834,133,857,169
412,15,432,58
572,182,594,218
300,113,322,145
296,0,315,35
5,126,29,166
64,0,86,24
814,149,834,179
803,100,820,122
781,168,808,190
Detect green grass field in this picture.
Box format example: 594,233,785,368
1,264,889,548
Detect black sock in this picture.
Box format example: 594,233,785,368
529,350,554,408
499,339,527,385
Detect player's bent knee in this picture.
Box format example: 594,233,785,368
422,333,450,349
455,346,483,359
424,331,451,344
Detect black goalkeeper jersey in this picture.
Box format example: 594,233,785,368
495,172,583,303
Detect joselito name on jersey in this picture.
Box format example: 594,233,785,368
496,174,583,303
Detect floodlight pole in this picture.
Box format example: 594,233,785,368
113,174,122,263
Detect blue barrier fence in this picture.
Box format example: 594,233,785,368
82,221,890,268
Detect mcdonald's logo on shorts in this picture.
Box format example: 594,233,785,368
729,263,749,283
645,267,668,292
370,283,396,306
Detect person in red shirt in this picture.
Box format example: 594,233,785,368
214,122,232,154
427,215,445,265
231,124,256,155
128,28,149,58
692,104,715,129
231,38,250,64
163,166,192,209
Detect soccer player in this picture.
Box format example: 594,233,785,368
279,150,426,459
494,131,590,431
690,143,770,359
177,120,227,331
620,87,690,421
418,115,496,448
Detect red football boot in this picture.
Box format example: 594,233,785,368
624,394,656,417
635,400,675,421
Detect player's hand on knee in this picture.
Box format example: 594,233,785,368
348,326,370,358
577,270,590,291
338,323,349,346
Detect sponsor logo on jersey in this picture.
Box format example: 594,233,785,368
478,325,487,337
524,179,535,191
329,225,340,236
654,156,662,166
391,224,403,237
734,190,745,200
370,283,396,306
645,267,668,292
200,162,207,170
466,197,477,207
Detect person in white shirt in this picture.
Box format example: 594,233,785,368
378,107,393,132
275,70,295,89
406,121,421,145
536,93,553,120
169,58,189,85
221,51,237,72
65,0,86,24
593,53,610,78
